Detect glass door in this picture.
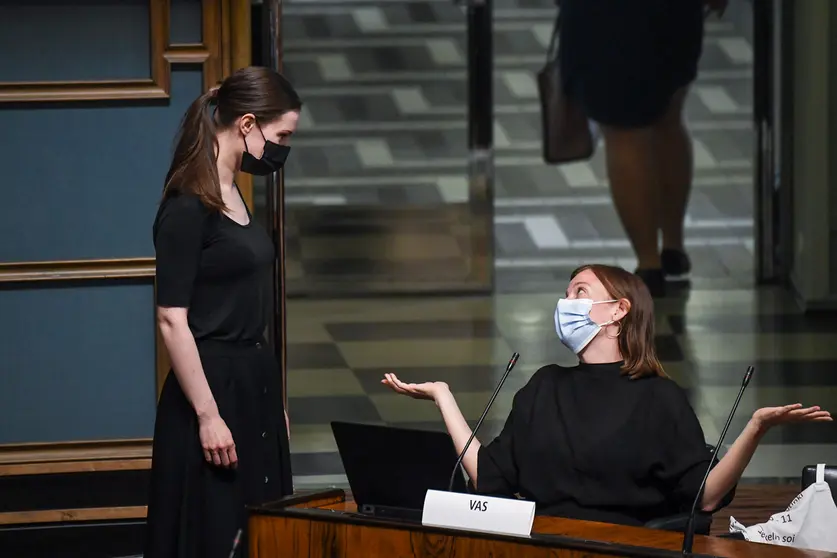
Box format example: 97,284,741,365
254,0,495,296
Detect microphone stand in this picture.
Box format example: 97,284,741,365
228,528,242,558
682,365,754,555
448,352,520,492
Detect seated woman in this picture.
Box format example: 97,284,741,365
382,264,832,526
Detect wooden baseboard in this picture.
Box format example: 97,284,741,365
0,458,151,477
0,440,152,528
0,506,147,526
0,518,147,558
0,439,152,476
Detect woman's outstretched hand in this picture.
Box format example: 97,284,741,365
382,373,450,402
751,404,832,431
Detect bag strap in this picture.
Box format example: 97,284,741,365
546,11,562,64
817,463,826,484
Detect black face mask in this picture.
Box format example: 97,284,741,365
240,126,291,176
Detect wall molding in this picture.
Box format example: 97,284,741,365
0,439,152,476
163,44,211,65
0,258,155,284
0,0,239,104
0,506,147,526
0,0,254,459
0,0,169,103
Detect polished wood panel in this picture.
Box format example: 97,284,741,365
0,258,155,284
229,0,253,208
0,439,151,475
0,506,147,526
164,44,211,64
202,0,223,89
0,458,150,477
0,441,152,529
249,490,837,558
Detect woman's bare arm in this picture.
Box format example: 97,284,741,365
157,306,218,419
701,404,831,510
435,388,482,486
701,419,764,511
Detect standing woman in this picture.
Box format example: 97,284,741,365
144,66,302,558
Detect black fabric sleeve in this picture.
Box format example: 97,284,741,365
476,409,517,497
653,379,736,513
153,195,207,308
475,368,547,497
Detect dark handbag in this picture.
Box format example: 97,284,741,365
537,13,595,164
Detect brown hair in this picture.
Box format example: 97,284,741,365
570,264,666,379
162,66,302,210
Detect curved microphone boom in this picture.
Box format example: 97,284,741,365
682,365,754,555
447,352,521,492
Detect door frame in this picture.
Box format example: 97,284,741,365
752,0,795,284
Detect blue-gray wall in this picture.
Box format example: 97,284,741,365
0,0,203,444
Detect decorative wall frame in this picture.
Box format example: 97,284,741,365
0,0,254,475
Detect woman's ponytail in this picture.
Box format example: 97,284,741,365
162,87,224,210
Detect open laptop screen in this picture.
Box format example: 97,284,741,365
331,421,469,511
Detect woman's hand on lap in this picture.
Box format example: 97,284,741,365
199,414,238,468
382,373,450,402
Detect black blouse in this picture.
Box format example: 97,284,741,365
476,362,733,526
152,191,274,342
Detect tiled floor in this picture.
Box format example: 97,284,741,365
286,288,837,489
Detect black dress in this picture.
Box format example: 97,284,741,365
144,191,292,558
477,362,734,526
559,0,705,127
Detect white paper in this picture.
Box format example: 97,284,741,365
421,489,536,537
729,464,837,552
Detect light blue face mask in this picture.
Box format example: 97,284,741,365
554,298,617,354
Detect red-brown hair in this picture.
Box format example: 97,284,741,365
570,264,666,379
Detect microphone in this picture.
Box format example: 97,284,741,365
447,352,520,492
228,528,242,558
682,365,754,555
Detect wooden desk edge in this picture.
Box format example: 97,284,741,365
248,489,837,558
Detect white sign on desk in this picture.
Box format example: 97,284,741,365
421,489,536,537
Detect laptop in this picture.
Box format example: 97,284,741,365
331,421,469,522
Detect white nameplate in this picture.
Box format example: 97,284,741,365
421,489,536,537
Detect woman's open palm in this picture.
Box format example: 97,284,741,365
382,373,448,401
753,403,832,430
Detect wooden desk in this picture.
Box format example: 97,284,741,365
249,490,837,558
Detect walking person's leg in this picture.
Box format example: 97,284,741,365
599,124,665,296
653,86,694,276
558,0,702,296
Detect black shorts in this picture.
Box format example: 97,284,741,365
559,0,705,128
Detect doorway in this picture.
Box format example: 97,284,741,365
251,0,494,297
